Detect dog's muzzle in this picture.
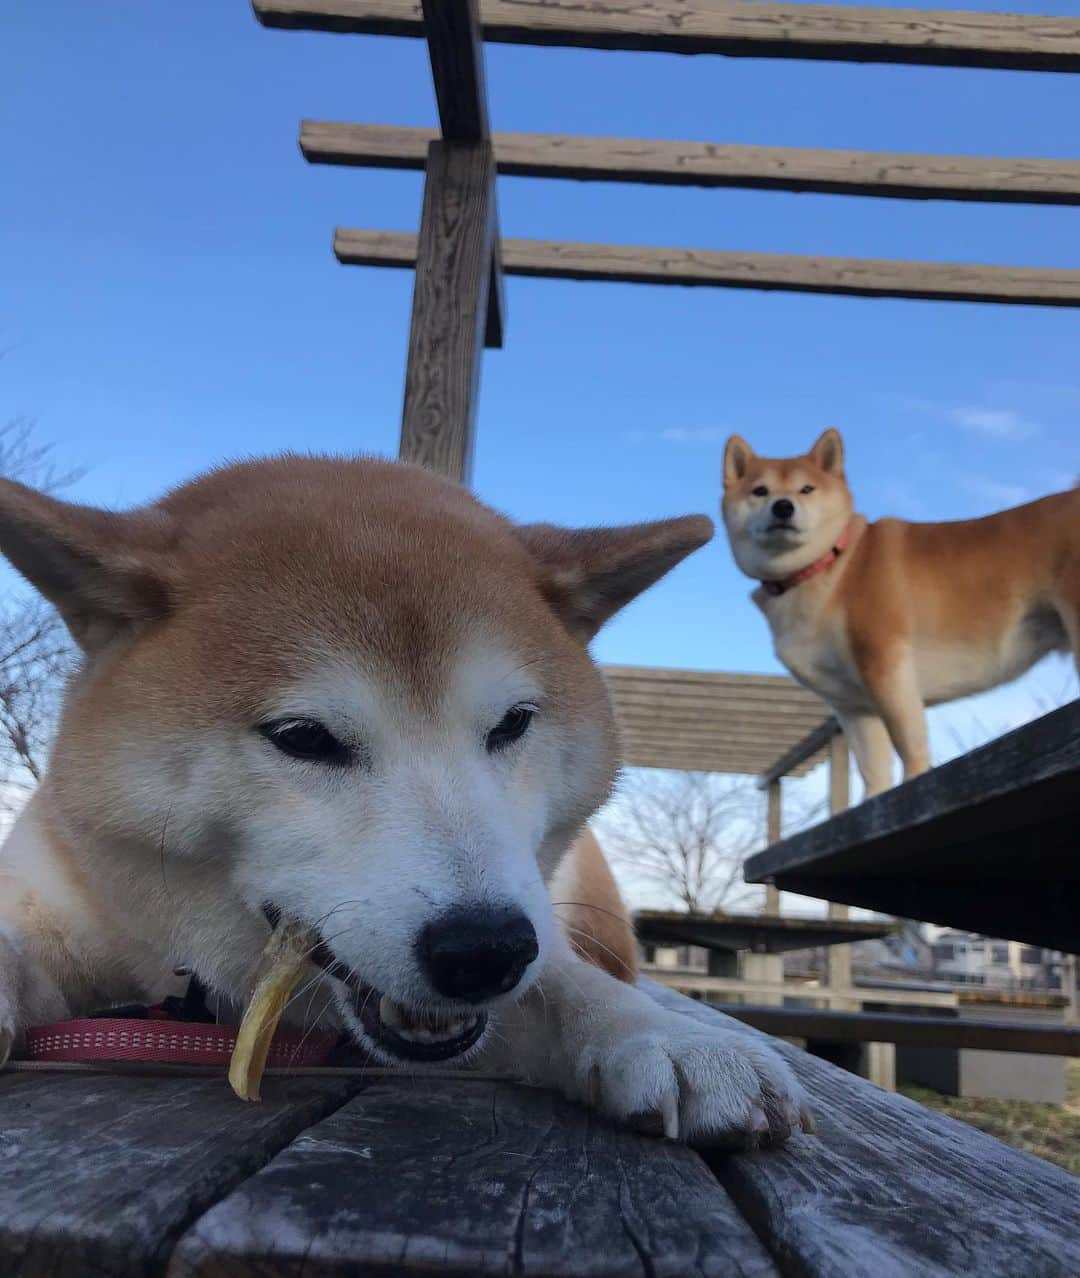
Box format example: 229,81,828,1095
262,902,488,1063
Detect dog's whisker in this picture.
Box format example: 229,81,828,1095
560,924,636,977
551,900,634,929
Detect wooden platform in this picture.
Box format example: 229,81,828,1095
2,982,1076,1277
635,908,894,955
716,1002,1080,1056
745,703,1080,954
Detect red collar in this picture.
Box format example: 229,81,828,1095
762,524,852,597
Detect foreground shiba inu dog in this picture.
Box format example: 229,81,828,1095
0,456,809,1146
722,429,1080,796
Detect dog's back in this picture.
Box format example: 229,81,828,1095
839,487,1079,705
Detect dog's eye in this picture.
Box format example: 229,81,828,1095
800,484,815,495
486,704,536,752
259,718,351,765
751,485,769,497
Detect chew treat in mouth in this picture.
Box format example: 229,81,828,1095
228,915,320,1101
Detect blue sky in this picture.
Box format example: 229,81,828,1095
4,0,1078,792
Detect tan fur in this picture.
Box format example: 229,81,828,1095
722,430,1079,795
0,454,815,1147
553,830,638,982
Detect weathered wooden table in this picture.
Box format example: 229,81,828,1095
2,984,1076,1277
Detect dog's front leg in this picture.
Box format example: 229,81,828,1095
480,937,811,1147
862,652,931,781
0,926,70,1065
838,711,894,797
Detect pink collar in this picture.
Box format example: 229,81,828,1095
762,523,852,597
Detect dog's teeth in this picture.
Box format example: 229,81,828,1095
379,996,404,1028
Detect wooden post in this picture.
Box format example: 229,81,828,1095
398,0,505,483
765,779,781,915
825,730,856,1007
1063,953,1078,1025
399,139,496,482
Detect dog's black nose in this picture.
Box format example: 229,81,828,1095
771,498,795,521
419,908,539,1001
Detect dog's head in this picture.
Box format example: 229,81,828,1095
721,429,853,582
0,456,711,1061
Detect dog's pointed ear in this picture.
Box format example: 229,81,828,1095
722,435,755,487
809,428,844,476
515,515,714,643
0,479,176,655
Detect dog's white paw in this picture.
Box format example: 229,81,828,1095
577,1018,813,1148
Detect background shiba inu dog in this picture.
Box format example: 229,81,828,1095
0,455,809,1146
722,429,1080,797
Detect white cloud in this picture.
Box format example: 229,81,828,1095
658,427,725,444
950,407,1038,440
959,475,1031,507
623,427,726,445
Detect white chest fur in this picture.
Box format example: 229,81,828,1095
763,589,869,713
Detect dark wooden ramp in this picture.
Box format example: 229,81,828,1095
745,702,1080,953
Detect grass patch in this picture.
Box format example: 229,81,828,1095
900,1058,1080,1175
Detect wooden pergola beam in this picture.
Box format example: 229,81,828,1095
618,722,830,749
759,718,841,787
303,122,1080,207
616,712,827,738
254,0,1080,74
620,748,823,777
335,229,1080,309
604,665,820,692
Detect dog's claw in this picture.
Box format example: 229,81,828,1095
799,1104,817,1135
662,1093,680,1141
0,1028,12,1069
747,1103,770,1134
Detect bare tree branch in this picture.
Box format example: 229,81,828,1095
596,770,765,914
0,416,84,494
0,382,82,815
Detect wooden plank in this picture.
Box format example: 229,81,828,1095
653,972,961,1009
400,140,495,482
715,1003,1080,1055
604,665,812,692
0,1071,356,1278
634,911,893,956
612,691,826,717
303,121,1080,207
255,1,1080,73
618,736,827,765
419,0,504,349
746,703,1080,952
618,720,829,747
643,980,1080,1276
609,684,827,711
758,718,839,786
335,229,1080,308
620,747,823,777
170,1076,779,1278
618,714,825,739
